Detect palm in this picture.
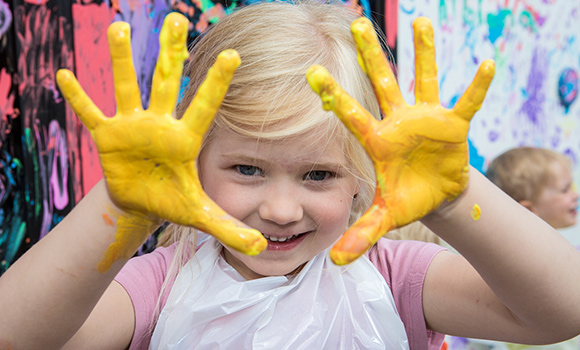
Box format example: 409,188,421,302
307,16,495,265
56,13,266,270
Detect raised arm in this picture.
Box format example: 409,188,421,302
307,15,580,342
0,13,265,349
422,168,580,343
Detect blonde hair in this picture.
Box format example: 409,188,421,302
159,0,385,247
485,147,573,203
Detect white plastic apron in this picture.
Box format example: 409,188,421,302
151,237,409,349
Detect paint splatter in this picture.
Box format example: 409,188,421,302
102,213,114,226
471,204,481,221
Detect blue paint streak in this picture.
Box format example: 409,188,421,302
468,138,485,173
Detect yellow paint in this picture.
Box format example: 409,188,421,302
308,17,495,265
471,204,481,221
102,213,114,226
96,214,158,272
57,13,266,272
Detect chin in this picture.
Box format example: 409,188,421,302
223,248,308,279
248,261,306,278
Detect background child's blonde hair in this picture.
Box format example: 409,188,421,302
158,0,388,248
485,146,573,203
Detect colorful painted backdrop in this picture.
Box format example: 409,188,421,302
0,0,257,274
0,0,375,274
397,0,580,246
2,0,578,274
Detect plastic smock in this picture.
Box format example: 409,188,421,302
150,236,409,349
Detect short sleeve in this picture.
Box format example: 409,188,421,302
367,238,446,350
114,244,178,350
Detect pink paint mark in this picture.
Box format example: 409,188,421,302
195,4,227,33
384,0,398,51
22,0,49,5
407,78,414,94
71,3,115,196
0,68,17,141
509,0,522,12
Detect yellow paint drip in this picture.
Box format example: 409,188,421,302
471,204,481,221
97,213,158,273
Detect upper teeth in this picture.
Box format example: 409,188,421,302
264,234,299,242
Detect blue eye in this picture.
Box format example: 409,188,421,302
305,170,331,181
236,165,263,176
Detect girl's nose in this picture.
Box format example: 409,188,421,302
258,184,304,225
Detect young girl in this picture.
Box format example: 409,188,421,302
1,1,580,350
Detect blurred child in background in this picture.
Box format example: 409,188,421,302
487,147,578,231
447,146,579,350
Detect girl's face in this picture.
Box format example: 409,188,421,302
531,161,579,229
198,127,360,280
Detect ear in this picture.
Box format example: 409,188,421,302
354,180,362,197
518,199,537,213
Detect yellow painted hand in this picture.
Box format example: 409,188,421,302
56,13,266,271
307,17,495,265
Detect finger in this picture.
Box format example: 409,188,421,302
412,17,440,105
453,59,495,121
330,204,393,265
56,69,107,131
350,17,405,114
181,49,241,137
307,65,379,151
194,195,267,256
148,13,190,116
108,21,143,115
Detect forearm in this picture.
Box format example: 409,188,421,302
0,179,159,349
422,167,580,337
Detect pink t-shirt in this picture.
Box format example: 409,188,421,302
115,238,445,350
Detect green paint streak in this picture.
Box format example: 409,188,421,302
196,0,240,23
493,45,508,70
519,10,537,33
463,0,483,26
24,128,41,218
5,222,26,264
439,0,449,26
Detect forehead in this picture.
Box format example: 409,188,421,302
547,161,572,183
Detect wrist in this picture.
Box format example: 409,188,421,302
422,166,475,224
99,178,164,228
93,178,163,272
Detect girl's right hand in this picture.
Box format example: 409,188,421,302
307,17,495,265
56,13,266,271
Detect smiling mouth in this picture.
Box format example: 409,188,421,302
262,233,305,243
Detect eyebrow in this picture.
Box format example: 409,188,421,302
219,153,349,170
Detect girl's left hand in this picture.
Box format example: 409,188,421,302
307,16,495,265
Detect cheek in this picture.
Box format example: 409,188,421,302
205,182,256,220
311,193,354,233
198,167,248,220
